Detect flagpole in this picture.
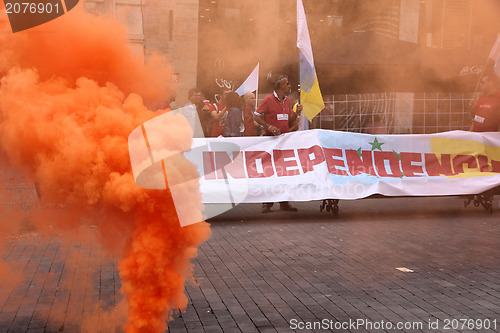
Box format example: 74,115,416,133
469,58,489,113
256,63,259,111
471,51,498,110
298,65,301,105
472,57,491,97
472,34,500,106
297,0,301,106
254,63,258,111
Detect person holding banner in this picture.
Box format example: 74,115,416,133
202,97,215,136
243,92,260,136
471,74,500,132
195,92,214,137
253,75,302,136
182,88,204,135
253,75,303,213
210,87,230,137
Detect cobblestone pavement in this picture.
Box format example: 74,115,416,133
1,197,500,332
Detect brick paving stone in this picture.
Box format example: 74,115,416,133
1,198,500,332
169,324,187,333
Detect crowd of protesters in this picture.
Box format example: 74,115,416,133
183,75,304,141
169,69,500,214
181,75,303,212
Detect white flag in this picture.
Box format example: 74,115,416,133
235,63,259,96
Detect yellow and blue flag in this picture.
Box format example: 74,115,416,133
297,0,325,121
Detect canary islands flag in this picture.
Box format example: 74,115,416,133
297,0,324,121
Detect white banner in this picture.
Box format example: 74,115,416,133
130,120,500,203
192,130,500,203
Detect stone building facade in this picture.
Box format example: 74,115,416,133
82,0,500,106
84,0,200,106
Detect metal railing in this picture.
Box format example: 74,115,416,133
311,92,475,134
411,92,474,134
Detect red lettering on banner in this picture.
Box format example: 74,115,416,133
401,153,424,177
373,151,403,177
453,154,478,174
476,155,500,173
245,151,274,178
202,146,500,181
297,145,326,174
345,150,376,176
492,159,500,172
203,151,216,180
478,155,491,172
424,154,456,176
215,151,245,179
323,148,348,175
273,149,300,177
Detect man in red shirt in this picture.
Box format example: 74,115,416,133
253,75,303,213
253,75,302,136
471,74,500,132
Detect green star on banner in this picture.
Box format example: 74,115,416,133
369,138,384,151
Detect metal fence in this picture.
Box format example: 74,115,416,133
411,92,474,134
311,92,476,134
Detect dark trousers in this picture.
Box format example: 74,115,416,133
262,202,289,207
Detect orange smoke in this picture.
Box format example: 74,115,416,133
0,4,171,105
0,5,210,332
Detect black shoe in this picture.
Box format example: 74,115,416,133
280,203,298,212
262,205,271,213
